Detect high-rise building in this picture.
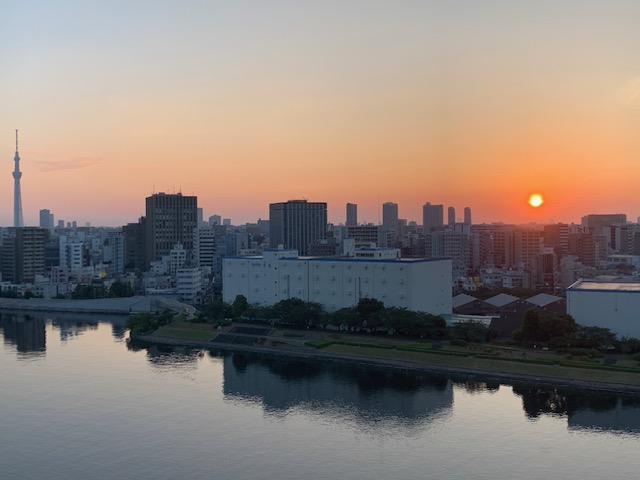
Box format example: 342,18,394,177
0,227,47,283
423,202,443,231
447,206,455,226
193,226,217,268
209,214,222,226
346,203,357,226
382,202,398,231
269,200,327,255
464,207,472,225
581,214,627,235
123,218,146,271
13,130,24,227
145,193,198,267
39,209,54,229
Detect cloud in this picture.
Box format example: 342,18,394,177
33,157,102,172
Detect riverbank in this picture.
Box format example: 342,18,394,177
0,296,195,316
131,327,640,396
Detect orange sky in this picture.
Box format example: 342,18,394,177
2,1,640,227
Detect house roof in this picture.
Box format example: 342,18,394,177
485,293,520,308
526,293,562,307
452,293,477,308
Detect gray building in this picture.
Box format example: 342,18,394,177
346,203,358,227
269,200,327,255
423,202,444,231
145,193,198,267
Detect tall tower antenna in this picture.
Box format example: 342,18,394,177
13,129,24,227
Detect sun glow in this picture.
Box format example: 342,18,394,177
528,194,544,208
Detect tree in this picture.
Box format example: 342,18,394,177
231,295,249,318
573,325,618,350
110,280,134,298
514,310,577,347
356,298,386,332
272,298,324,327
451,320,491,343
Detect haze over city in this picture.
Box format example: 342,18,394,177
3,1,640,227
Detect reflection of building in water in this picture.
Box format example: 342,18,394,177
222,352,453,424
512,386,640,434
0,312,46,354
51,320,98,341
568,397,640,434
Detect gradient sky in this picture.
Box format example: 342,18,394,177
2,1,640,227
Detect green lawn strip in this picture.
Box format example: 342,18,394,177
153,322,218,341
324,344,640,386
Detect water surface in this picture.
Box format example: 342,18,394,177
1,312,639,479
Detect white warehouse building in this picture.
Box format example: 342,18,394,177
566,279,640,338
223,250,452,314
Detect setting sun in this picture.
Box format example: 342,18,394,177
528,194,544,208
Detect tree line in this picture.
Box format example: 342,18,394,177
195,296,497,342
512,308,640,354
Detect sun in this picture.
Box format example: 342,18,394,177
528,193,544,208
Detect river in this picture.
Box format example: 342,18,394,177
1,311,639,479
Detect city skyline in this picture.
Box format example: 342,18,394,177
3,1,640,227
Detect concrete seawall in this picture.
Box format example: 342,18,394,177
0,296,189,315
131,333,640,396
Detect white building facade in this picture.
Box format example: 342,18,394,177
223,250,452,314
566,279,640,338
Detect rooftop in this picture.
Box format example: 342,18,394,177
485,293,520,308
567,279,640,293
526,293,563,307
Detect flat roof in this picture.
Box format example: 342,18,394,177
567,279,640,293
224,255,451,264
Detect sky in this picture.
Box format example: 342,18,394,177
2,0,640,227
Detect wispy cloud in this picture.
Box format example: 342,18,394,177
33,157,102,172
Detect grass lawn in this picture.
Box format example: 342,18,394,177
153,322,219,341
324,344,640,386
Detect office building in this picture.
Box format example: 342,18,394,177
382,202,398,232
346,203,357,227
1,227,47,283
447,206,455,226
464,207,472,225
423,202,444,231
39,209,54,230
269,200,327,255
145,193,198,267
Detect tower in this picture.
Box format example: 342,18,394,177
13,130,24,227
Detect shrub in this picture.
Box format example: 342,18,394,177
450,338,468,347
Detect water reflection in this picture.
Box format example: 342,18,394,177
0,312,46,356
512,386,640,434
50,319,98,341
0,311,130,358
219,350,453,432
